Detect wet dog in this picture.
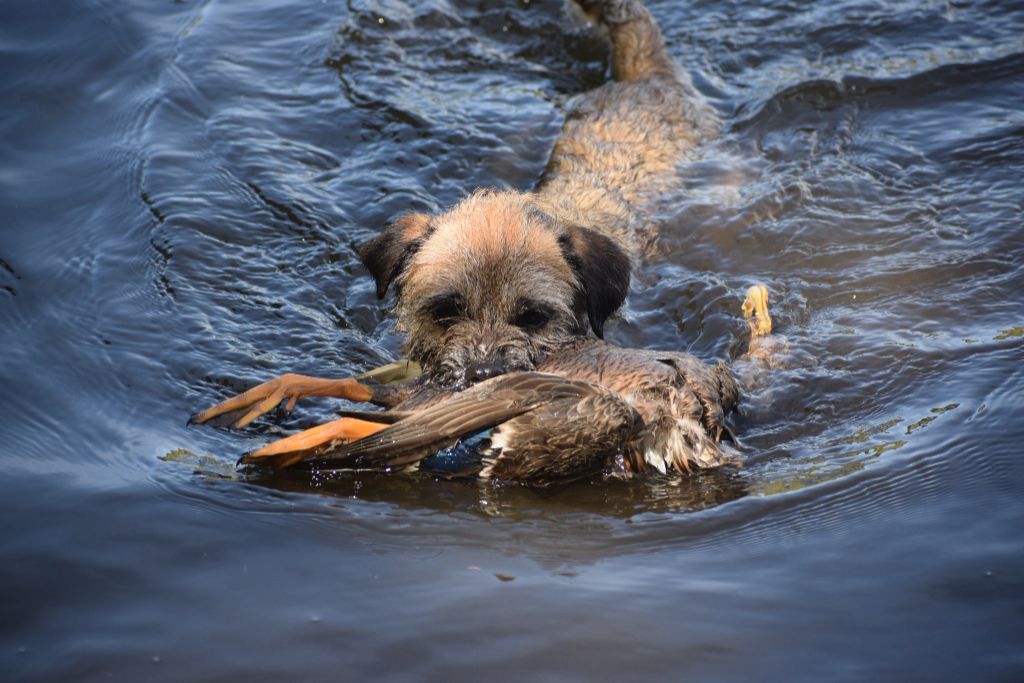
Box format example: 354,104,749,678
360,191,631,388
193,0,719,427
358,0,718,389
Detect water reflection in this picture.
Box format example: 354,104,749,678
162,449,750,520
3,0,1024,678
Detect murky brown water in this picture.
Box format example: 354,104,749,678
2,0,1023,680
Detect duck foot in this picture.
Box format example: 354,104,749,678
742,284,772,339
190,374,374,429
239,417,390,469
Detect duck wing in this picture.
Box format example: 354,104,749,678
477,387,644,484
245,373,604,471
542,341,740,444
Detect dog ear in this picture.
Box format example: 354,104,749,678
559,225,632,338
359,213,433,299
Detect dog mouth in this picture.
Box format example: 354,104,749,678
432,347,539,391
411,321,553,391
436,362,537,392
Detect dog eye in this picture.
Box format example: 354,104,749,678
432,305,460,326
513,307,551,330
426,295,464,328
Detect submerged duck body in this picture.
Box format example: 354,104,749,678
336,372,646,486
241,338,740,483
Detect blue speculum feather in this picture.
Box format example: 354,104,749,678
419,430,494,475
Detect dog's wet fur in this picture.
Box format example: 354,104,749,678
360,0,718,389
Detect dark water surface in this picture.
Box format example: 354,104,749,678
2,0,1024,680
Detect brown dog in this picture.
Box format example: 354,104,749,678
360,190,631,388
193,0,719,426
357,0,717,388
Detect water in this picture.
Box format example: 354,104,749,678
2,0,1023,679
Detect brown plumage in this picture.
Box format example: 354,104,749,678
192,283,791,483
237,338,739,483
247,373,643,486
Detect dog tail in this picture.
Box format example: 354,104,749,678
574,0,677,81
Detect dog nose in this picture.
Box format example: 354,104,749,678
467,361,505,384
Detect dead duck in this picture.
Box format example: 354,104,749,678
231,337,740,482
241,372,645,484
192,284,786,483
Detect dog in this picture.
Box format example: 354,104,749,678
193,0,720,427
358,0,718,389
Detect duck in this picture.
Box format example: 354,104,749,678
238,336,742,483
196,284,783,484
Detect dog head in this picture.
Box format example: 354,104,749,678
360,190,631,388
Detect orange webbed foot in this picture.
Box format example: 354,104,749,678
239,417,390,469
190,374,374,429
742,284,773,339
